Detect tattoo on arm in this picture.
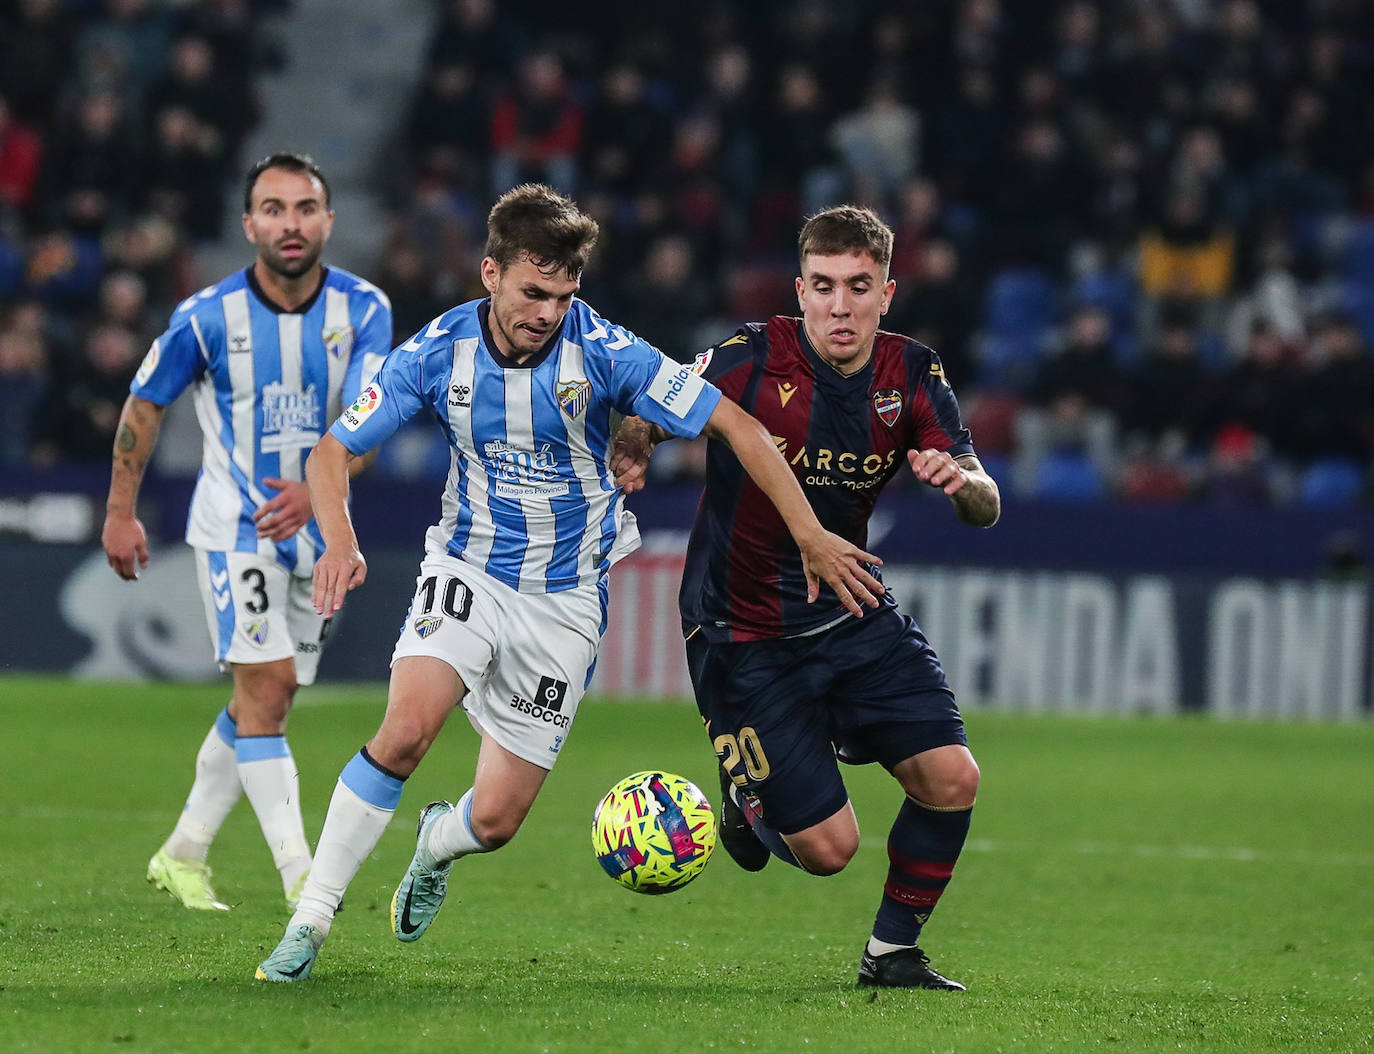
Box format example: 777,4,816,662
115,424,137,453
952,456,1001,527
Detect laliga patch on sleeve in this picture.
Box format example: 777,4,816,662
134,342,160,386
689,347,713,376
339,382,383,431
646,358,706,420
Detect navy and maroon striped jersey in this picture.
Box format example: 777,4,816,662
679,316,974,642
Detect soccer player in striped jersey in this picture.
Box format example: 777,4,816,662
255,184,883,982
102,153,394,913
621,205,1000,989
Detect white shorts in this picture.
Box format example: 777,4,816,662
391,552,605,769
194,549,330,685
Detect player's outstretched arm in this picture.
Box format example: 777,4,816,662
305,433,367,614
609,415,670,494
703,397,886,616
908,449,1001,527
102,394,166,580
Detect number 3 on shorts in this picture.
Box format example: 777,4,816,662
714,726,771,785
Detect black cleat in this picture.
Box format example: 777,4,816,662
858,946,966,990
717,767,770,872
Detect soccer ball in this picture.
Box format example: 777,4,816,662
591,770,716,894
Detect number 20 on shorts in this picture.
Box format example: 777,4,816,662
714,726,771,786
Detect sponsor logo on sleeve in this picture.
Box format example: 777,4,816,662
339,382,382,431
646,359,706,420
134,343,160,386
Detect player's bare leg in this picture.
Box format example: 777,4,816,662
859,744,979,990
392,734,546,942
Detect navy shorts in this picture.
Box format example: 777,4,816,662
685,605,967,835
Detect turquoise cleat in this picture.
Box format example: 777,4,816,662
390,801,455,943
255,923,325,982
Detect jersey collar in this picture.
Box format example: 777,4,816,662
478,299,565,370
245,265,329,314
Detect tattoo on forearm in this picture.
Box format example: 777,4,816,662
115,424,137,453
952,472,1001,527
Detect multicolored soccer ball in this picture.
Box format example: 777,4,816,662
591,770,716,894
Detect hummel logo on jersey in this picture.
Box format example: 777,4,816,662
535,676,569,712
777,382,797,408
448,383,471,407
230,333,249,353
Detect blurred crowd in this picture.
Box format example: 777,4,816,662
0,0,284,467
5,0,1374,507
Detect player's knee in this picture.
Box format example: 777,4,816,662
467,807,523,849
234,669,298,731
794,835,859,876
924,758,980,810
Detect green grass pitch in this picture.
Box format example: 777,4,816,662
0,675,1370,1053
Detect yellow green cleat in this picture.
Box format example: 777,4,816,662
146,848,229,911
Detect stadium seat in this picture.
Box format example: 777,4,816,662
983,268,1057,339
1033,450,1106,502
1297,458,1366,507
1341,219,1374,282
1339,282,1374,349
961,390,1022,454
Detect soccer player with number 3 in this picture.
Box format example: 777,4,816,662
255,184,883,981
102,153,393,915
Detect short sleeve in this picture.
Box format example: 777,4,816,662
621,351,722,440
329,347,427,454
129,315,204,406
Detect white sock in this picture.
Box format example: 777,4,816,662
236,736,313,890
290,777,396,933
164,708,241,861
424,789,490,865
867,937,917,956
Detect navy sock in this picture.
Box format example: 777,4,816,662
734,785,804,870
871,798,972,946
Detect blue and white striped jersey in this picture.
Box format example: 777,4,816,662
331,297,721,593
131,266,393,571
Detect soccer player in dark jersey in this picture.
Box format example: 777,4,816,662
619,204,1000,989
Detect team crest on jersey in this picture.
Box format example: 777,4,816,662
323,324,354,358
413,615,443,639
340,382,382,431
242,619,269,646
557,378,591,418
873,389,903,428
689,347,713,375
134,343,160,386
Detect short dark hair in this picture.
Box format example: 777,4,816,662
485,184,599,280
798,205,894,273
243,152,331,213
